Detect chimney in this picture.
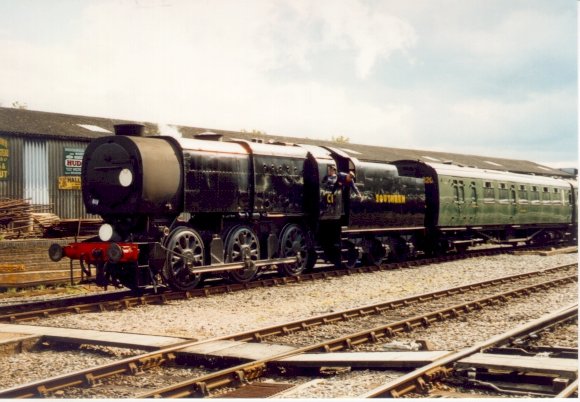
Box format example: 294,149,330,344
114,124,146,136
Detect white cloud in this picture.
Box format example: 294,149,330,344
1,0,417,140
395,87,577,162
283,0,417,78
0,0,574,166
448,89,576,140
430,7,573,69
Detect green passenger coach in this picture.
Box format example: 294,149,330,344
393,160,576,252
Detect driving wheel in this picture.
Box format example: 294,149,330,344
342,240,359,269
277,224,315,276
362,238,386,267
162,226,204,291
224,225,260,283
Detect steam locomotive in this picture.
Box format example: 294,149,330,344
49,124,577,291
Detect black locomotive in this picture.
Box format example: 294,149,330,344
49,124,577,291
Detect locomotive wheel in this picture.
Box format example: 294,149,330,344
224,225,260,283
342,241,359,269
362,238,386,267
163,227,204,291
277,224,315,277
385,237,408,262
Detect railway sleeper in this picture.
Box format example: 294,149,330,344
413,376,429,394
36,385,49,398
131,352,177,372
192,381,209,397
343,338,353,349
233,369,249,385
83,373,99,387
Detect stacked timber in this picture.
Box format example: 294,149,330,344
0,199,55,239
44,218,102,238
0,198,101,239
32,213,61,228
1,198,35,238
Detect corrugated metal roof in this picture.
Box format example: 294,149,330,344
0,106,573,178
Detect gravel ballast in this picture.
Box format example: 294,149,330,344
0,252,577,398
29,253,578,339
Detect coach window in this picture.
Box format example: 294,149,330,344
553,188,562,205
517,185,528,204
530,186,540,204
470,182,477,204
452,180,459,203
542,187,551,204
498,183,509,203
452,180,465,204
483,181,495,203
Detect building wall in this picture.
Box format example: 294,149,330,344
0,238,74,273
0,134,23,200
0,133,94,220
47,139,93,219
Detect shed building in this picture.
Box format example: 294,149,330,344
0,106,573,224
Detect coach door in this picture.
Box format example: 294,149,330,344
465,181,478,224
452,179,465,224
509,184,518,221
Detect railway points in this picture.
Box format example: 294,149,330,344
0,258,576,395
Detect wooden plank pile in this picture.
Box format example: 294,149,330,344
0,198,102,239
0,198,56,239
44,218,102,238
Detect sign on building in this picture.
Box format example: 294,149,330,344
0,137,9,180
64,147,84,175
58,176,82,190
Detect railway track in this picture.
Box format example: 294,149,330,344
0,262,575,398
0,245,569,323
1,243,573,291
362,304,578,398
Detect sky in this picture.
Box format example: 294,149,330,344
0,0,577,168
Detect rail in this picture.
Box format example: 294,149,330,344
0,264,575,398
360,304,578,398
